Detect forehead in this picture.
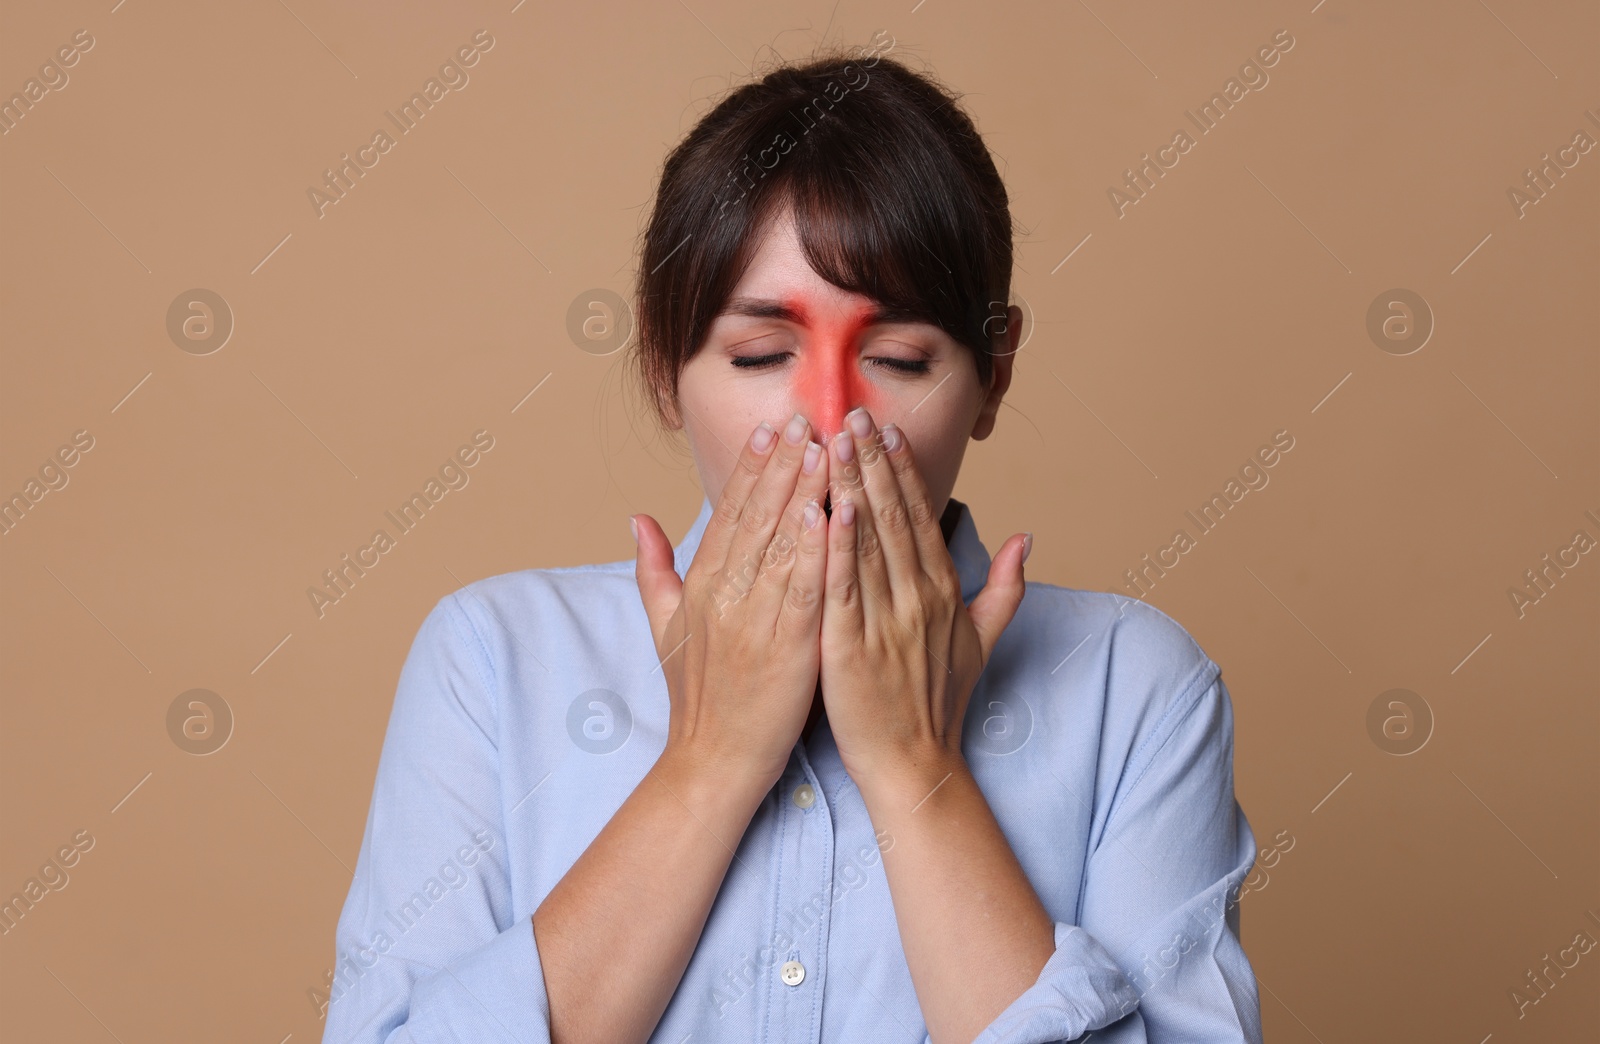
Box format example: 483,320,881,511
727,211,851,305
721,210,918,325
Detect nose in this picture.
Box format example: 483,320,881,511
794,336,875,446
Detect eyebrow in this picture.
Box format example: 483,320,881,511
717,296,930,327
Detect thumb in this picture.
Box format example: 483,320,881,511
966,532,1031,666
630,513,683,647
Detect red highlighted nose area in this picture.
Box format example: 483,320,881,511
786,294,881,443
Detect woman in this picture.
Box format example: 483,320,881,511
321,47,1263,1044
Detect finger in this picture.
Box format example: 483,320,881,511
828,420,891,622
772,482,831,644
840,406,921,602
823,468,866,639
691,419,782,581
750,415,830,624
966,533,1031,667
715,412,815,618
630,512,683,649
877,422,957,586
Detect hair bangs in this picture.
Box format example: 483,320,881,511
632,48,1013,428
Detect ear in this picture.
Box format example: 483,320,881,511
971,304,1020,441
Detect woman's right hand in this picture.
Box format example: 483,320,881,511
631,413,831,792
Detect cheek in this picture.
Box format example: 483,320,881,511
889,388,981,500
697,387,826,505
896,420,960,476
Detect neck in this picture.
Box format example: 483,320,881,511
939,498,961,546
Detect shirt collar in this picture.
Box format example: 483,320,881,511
672,495,993,604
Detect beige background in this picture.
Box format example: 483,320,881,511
2,1,1596,1041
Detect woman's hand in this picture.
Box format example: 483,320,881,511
632,413,832,792
819,406,1032,793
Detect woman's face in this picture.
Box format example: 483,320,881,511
671,207,1018,522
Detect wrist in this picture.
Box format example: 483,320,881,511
849,744,971,812
655,743,779,813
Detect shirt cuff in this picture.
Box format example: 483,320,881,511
402,916,552,1044
967,921,1141,1044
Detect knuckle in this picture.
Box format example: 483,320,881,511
739,499,772,535
713,497,743,531
907,497,938,532
877,497,911,537
759,532,797,575
784,580,820,615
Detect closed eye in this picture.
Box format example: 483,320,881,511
731,352,930,375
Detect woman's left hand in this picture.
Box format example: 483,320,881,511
820,406,1032,794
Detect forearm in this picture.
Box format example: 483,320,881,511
857,750,1057,1044
533,746,770,1044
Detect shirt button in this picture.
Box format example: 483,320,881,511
791,783,815,809
780,959,806,986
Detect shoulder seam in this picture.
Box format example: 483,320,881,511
1109,655,1222,820
1118,595,1210,664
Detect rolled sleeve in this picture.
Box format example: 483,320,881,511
401,916,551,1043
1074,669,1264,1043
966,920,1143,1044
964,663,1262,1044
320,593,552,1044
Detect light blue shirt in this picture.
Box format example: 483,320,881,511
321,495,1263,1043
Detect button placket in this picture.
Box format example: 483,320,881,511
760,755,833,1041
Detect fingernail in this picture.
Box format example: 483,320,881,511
847,407,872,438
803,441,822,473
804,498,821,529
751,422,775,453
629,515,640,544
840,499,855,526
1021,532,1033,564
783,412,807,445
881,424,902,453
834,431,855,463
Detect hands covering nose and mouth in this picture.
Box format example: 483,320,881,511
629,404,1032,800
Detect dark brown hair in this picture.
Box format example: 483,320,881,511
631,42,1015,428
